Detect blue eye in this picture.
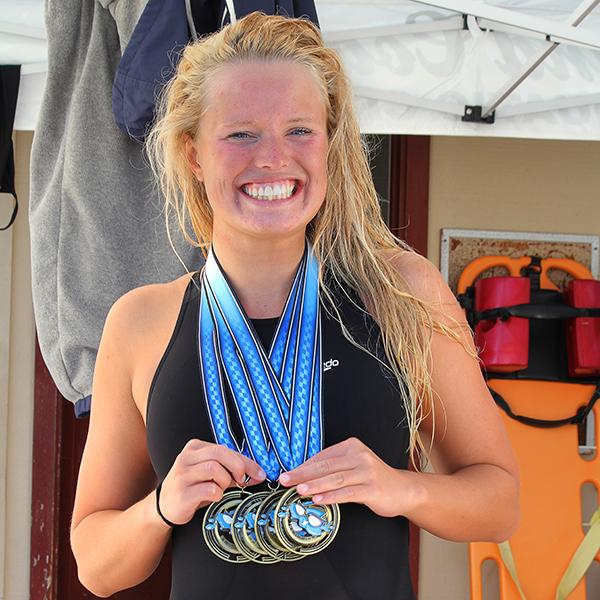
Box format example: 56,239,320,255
229,132,253,140
290,128,311,136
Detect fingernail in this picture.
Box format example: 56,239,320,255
297,484,308,494
313,495,323,502
279,473,290,484
258,469,266,479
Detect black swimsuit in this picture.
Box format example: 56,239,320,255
147,271,416,600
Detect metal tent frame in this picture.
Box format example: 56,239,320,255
323,0,600,124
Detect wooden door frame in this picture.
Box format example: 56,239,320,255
30,339,171,599
389,134,431,598
389,135,430,257
30,338,62,599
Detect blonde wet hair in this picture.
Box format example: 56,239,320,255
145,11,472,470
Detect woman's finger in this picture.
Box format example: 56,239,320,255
280,456,357,487
295,469,363,497
190,460,235,491
188,480,227,508
311,484,370,505
239,474,267,487
185,443,266,484
303,437,362,464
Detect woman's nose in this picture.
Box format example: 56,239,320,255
254,135,289,170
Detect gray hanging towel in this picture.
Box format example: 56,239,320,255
29,0,202,418
1,65,20,231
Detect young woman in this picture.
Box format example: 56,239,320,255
70,12,519,600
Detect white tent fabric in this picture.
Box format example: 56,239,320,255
2,0,600,139
317,0,600,139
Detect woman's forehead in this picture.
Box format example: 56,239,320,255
202,60,327,127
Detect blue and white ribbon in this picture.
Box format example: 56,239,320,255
198,243,323,481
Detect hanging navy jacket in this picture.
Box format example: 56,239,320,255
112,0,319,140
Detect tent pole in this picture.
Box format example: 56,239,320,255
481,49,557,119
571,0,600,24
323,15,463,43
499,93,600,118
411,0,600,50
354,86,464,116
482,0,600,119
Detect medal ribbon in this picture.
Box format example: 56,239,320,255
198,243,323,481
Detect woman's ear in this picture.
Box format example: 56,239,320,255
183,133,204,182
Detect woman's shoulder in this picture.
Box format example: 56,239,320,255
377,249,466,332
381,249,455,308
105,271,197,341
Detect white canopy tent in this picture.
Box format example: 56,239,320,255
2,0,600,140
318,0,600,139
3,0,600,138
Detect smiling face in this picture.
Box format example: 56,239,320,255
184,60,329,247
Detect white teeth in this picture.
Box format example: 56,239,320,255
242,180,297,201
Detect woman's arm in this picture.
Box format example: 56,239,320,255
397,463,519,543
70,288,172,598
394,251,520,542
280,252,520,543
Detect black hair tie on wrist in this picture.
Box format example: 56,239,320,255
156,481,177,528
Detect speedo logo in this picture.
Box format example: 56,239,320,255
323,358,339,372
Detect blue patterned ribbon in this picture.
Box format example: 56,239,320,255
198,243,323,481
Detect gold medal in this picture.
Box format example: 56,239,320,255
203,489,251,563
273,487,341,556
255,488,305,562
231,491,281,564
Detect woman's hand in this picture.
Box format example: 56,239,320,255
158,439,266,526
278,437,418,518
